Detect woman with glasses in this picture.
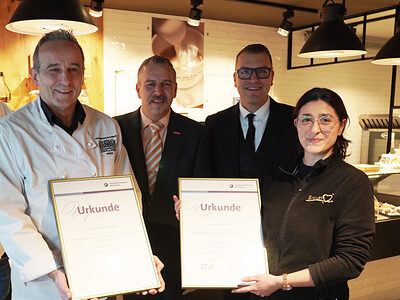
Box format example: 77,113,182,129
232,87,375,299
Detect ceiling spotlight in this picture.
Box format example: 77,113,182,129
278,9,294,37
6,0,97,36
89,0,104,18
188,0,203,27
372,8,400,65
298,0,367,58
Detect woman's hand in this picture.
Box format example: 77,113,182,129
232,274,282,297
173,195,182,220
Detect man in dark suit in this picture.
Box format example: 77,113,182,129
115,55,204,300
196,43,298,188
195,44,298,300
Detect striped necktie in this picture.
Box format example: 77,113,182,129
145,122,163,194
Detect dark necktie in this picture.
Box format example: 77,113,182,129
245,113,256,154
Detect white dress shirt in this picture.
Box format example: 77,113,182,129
239,99,270,151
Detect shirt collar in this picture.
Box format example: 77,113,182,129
239,97,270,121
40,96,86,135
140,107,171,129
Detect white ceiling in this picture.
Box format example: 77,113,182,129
82,0,399,29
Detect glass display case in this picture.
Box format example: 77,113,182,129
367,171,400,260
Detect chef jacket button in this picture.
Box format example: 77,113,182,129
54,145,59,150
87,142,92,147
59,175,66,179
91,172,96,177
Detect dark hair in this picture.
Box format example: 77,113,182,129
293,87,350,159
137,55,176,83
33,29,84,72
235,44,273,68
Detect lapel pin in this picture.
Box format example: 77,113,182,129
173,131,181,135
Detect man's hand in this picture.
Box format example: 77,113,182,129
49,257,166,298
137,255,165,296
48,268,100,300
173,195,181,220
48,268,72,300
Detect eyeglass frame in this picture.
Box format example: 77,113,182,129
236,67,273,80
295,114,340,131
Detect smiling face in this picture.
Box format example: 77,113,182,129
30,40,84,117
295,99,346,166
136,63,177,121
234,52,274,112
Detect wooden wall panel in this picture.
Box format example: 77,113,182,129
77,14,104,112
0,0,104,112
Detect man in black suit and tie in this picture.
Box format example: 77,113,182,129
195,44,298,300
196,43,298,190
115,55,204,300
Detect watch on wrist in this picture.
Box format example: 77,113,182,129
281,273,293,291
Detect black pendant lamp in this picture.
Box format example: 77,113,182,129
298,0,367,58
372,7,400,65
6,0,98,36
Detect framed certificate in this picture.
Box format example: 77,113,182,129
179,178,268,288
49,175,160,300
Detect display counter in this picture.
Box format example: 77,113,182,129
367,171,400,260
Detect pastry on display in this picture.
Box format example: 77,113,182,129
377,201,400,217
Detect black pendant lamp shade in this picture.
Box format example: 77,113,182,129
6,0,98,36
298,1,367,58
372,16,400,65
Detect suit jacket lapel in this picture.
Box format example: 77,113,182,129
154,110,185,195
228,104,241,176
258,98,283,158
129,111,150,198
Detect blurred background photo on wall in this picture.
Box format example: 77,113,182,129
152,17,204,108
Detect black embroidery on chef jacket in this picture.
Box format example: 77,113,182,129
95,135,117,155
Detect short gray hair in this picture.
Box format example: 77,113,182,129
33,29,84,72
137,55,176,83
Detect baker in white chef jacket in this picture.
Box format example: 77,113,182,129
0,29,164,300
0,101,11,300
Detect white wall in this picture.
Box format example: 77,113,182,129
104,8,399,164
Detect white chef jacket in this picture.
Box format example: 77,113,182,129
0,97,141,299
0,101,10,261
0,101,10,264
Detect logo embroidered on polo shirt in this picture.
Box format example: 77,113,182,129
306,193,334,204
95,135,117,155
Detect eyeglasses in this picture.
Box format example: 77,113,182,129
236,67,272,80
296,114,339,131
